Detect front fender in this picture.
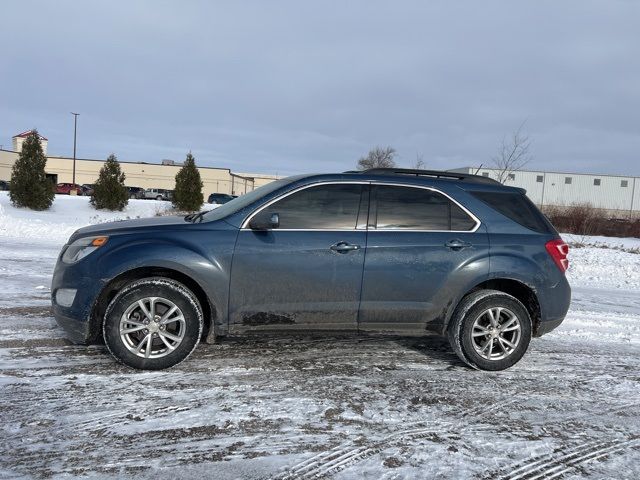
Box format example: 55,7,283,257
94,232,235,332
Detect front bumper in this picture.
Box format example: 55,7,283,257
51,257,106,344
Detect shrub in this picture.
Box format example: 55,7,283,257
9,130,55,210
91,154,129,211
173,153,203,211
543,203,640,238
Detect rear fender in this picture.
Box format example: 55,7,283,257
441,251,551,334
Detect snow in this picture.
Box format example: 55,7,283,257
0,195,639,479
565,245,640,290
0,192,216,245
562,232,640,252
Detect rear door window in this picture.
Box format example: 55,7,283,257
373,185,477,231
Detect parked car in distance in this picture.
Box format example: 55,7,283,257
52,168,571,371
0,180,9,191
127,186,145,199
208,193,237,204
56,183,82,195
143,188,173,201
81,184,94,196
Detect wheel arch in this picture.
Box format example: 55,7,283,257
445,278,541,335
89,267,216,344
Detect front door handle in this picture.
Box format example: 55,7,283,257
330,242,361,253
445,239,472,250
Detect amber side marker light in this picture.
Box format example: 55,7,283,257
91,236,109,247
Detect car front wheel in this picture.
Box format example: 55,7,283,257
103,277,203,370
448,289,532,371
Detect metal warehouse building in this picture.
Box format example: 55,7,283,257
451,167,639,218
0,131,280,196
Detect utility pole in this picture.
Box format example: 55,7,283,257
630,177,637,220
71,112,79,184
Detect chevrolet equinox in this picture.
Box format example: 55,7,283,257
52,168,571,371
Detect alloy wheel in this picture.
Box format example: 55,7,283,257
471,307,522,360
119,297,186,359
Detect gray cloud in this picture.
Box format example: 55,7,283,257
1,0,639,175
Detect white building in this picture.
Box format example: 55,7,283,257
450,167,639,217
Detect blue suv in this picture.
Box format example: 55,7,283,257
52,168,571,371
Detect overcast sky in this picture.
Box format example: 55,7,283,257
1,1,639,176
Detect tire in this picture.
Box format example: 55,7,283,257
156,195,163,201
103,277,203,370
447,289,532,371
129,193,136,199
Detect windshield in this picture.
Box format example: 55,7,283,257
202,176,299,223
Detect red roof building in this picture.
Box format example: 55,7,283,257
12,130,48,154
12,130,48,141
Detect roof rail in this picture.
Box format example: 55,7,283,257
353,168,501,185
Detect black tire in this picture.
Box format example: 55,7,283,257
447,289,532,371
129,193,136,199
156,195,163,200
103,277,203,370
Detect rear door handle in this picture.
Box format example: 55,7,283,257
445,239,472,250
330,242,361,253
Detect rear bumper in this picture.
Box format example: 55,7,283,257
534,317,565,337
535,275,571,337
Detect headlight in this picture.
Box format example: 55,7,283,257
62,236,109,264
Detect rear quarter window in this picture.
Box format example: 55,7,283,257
471,191,553,233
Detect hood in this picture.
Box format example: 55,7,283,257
73,215,189,238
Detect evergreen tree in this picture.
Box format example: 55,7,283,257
173,152,204,211
91,154,128,211
9,130,55,210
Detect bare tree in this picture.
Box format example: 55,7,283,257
413,153,426,170
357,146,397,170
491,122,532,184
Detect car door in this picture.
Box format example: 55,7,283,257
358,184,489,333
229,182,369,332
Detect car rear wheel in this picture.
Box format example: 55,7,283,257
156,195,163,200
447,289,532,371
103,277,203,370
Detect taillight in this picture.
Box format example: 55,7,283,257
545,239,569,273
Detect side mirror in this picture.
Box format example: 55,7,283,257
249,212,280,230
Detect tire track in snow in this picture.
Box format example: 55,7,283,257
275,400,519,480
483,402,640,480
3,398,212,442
495,437,640,480
276,401,639,480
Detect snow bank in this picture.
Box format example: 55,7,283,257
0,192,213,245
560,233,640,290
562,232,640,252
566,246,640,290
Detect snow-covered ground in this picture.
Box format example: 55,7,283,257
1,193,639,479
0,192,218,245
